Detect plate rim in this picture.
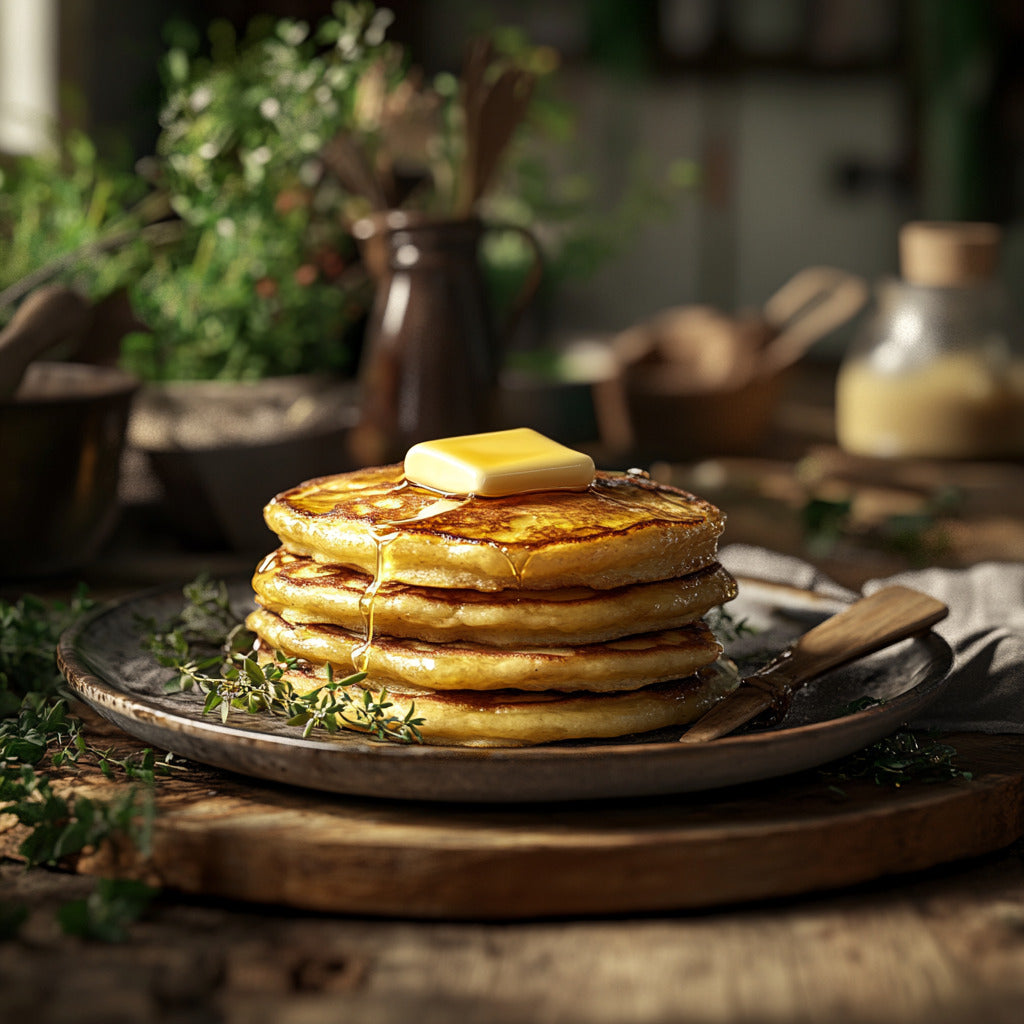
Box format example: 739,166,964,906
56,574,955,800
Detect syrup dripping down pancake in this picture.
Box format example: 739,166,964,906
252,549,738,647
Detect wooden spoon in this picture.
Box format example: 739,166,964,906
322,134,390,210
759,265,869,374
467,67,534,211
455,39,535,217
456,36,493,215
680,585,949,743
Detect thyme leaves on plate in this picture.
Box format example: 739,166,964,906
141,574,425,744
706,603,755,645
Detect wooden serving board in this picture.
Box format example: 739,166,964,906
6,711,1024,919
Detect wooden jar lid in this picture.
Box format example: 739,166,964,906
899,221,1001,286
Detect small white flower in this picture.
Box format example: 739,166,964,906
189,85,213,112
337,30,358,56
259,97,281,119
366,9,394,46
299,159,322,186
277,21,309,47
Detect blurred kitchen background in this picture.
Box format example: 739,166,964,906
2,0,1022,576
10,0,1020,329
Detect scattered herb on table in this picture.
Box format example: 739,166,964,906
799,488,962,565
1,588,162,941
142,574,425,743
0,587,94,711
821,728,973,792
57,877,159,944
801,496,854,559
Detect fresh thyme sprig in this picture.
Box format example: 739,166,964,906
141,574,425,744
2,690,176,782
1,691,168,872
706,603,755,645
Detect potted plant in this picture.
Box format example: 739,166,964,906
119,4,404,547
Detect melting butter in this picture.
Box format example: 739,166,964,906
404,427,595,497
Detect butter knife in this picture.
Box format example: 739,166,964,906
680,585,949,743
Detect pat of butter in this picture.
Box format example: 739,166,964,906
404,428,595,497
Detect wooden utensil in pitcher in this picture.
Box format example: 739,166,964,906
680,585,949,743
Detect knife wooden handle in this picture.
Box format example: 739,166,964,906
679,585,948,743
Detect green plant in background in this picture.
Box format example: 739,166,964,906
0,131,154,316
121,4,583,381
1,1,694,382
122,3,402,381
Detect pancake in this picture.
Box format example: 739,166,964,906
246,606,723,693
252,549,739,647
263,464,726,591
256,654,739,747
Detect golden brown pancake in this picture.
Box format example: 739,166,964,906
255,653,739,747
252,548,738,647
247,606,723,693
263,465,726,591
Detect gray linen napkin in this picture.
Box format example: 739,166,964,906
719,543,1024,734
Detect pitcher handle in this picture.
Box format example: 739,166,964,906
482,222,544,346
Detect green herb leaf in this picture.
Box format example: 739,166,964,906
821,729,972,789
57,878,158,943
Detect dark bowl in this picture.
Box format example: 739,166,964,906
0,362,138,578
128,376,359,551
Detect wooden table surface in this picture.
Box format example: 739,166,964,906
3,362,1024,1024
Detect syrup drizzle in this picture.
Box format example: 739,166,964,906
352,528,399,673
351,479,471,674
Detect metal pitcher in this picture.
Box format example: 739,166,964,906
350,212,542,465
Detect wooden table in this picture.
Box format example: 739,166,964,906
3,362,1024,1024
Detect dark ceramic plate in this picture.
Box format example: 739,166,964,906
58,576,953,803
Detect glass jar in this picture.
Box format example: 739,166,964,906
836,222,1024,459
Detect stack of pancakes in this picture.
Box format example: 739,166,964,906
247,463,739,747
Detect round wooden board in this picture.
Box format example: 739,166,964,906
17,716,1024,920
